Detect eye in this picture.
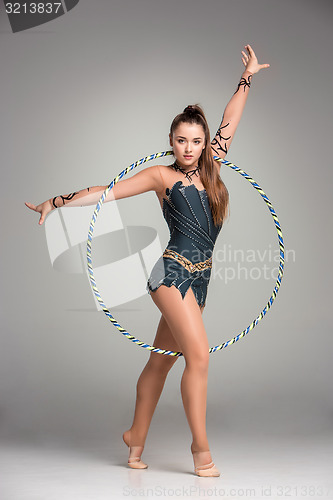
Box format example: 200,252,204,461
178,139,185,144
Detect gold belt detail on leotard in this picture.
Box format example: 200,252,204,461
162,249,212,273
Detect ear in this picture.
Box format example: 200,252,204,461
169,133,173,147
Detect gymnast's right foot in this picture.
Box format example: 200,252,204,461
191,444,220,477
122,429,148,469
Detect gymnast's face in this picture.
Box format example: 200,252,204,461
169,122,206,170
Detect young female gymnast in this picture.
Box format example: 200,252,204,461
25,44,269,477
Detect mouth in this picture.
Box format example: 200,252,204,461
183,155,193,159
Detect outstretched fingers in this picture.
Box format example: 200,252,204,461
241,50,249,67
25,200,50,225
25,201,37,211
242,43,270,73
246,44,255,57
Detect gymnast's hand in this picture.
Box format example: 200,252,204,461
25,199,53,226
241,44,270,74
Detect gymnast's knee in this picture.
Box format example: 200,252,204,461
184,348,210,373
147,352,179,374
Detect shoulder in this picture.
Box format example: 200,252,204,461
150,164,164,183
154,164,172,173
152,163,174,181
143,164,166,190
151,164,169,196
136,163,164,183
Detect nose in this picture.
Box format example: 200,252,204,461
185,142,192,153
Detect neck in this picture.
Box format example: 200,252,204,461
173,160,200,172
172,160,201,183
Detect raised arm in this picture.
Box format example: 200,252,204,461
210,44,270,162
25,164,163,225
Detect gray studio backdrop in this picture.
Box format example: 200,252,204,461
1,0,332,475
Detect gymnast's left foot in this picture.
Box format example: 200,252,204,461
122,429,148,469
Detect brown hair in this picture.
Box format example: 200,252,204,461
170,104,230,226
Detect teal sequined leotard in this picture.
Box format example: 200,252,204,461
146,174,223,308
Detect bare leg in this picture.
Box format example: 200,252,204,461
123,315,180,453
148,285,218,474
123,294,205,464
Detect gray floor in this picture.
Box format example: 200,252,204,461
1,430,332,500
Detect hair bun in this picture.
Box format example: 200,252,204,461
183,105,196,114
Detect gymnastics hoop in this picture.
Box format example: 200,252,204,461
86,151,285,357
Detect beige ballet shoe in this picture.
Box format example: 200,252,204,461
192,450,220,477
195,461,220,477
122,430,148,469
